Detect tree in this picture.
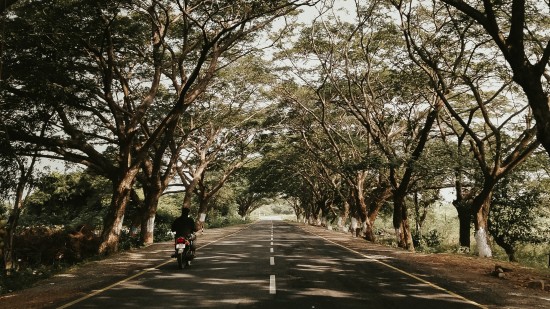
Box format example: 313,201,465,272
235,190,267,219
488,153,550,262
22,171,110,227
2,0,316,254
168,55,273,228
394,0,540,256
437,1,550,159
280,0,444,250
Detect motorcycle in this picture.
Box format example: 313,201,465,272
173,233,195,269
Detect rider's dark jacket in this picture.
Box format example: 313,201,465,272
171,215,197,237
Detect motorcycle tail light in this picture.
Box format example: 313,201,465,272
176,237,186,244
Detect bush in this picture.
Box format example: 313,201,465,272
1,224,100,295
11,225,99,269
205,215,250,229
0,265,52,295
154,222,174,242
423,229,442,247
413,229,443,252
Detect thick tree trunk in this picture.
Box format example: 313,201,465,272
509,57,550,157
197,195,208,216
98,171,137,255
337,200,350,232
452,200,472,249
365,185,391,242
363,220,375,241
472,188,494,258
350,171,381,241
195,196,209,231
140,214,155,244
355,191,373,240
393,196,414,252
140,189,162,245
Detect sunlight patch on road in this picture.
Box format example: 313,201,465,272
298,288,354,298
200,278,265,286
54,274,77,278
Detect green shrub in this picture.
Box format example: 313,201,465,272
0,266,52,295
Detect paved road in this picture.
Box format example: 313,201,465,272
60,221,483,308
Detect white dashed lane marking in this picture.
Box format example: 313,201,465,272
270,222,276,294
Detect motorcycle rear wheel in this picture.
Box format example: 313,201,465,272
177,253,186,269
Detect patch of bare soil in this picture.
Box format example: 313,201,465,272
1,223,548,309
300,224,550,309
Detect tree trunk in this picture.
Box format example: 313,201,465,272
509,56,550,157
98,171,137,255
363,221,374,240
350,171,379,241
472,188,494,258
4,197,23,274
393,196,414,252
453,200,472,250
355,189,373,240
140,189,162,245
493,234,517,262
197,193,209,216
140,214,155,245
3,158,35,273
365,185,391,242
457,206,471,249
338,200,350,232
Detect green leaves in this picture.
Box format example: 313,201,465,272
22,171,110,227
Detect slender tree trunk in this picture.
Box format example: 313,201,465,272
413,192,423,241
4,193,23,274
492,233,517,262
3,154,37,273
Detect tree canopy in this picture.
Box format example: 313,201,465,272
1,0,549,268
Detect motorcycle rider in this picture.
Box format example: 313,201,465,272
171,207,197,257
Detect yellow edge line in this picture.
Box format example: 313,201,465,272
302,226,488,309
57,224,252,309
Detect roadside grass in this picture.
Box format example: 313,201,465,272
373,208,550,272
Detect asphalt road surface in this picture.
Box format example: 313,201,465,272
58,220,484,308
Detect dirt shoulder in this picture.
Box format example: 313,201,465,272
1,222,549,309
300,224,550,309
